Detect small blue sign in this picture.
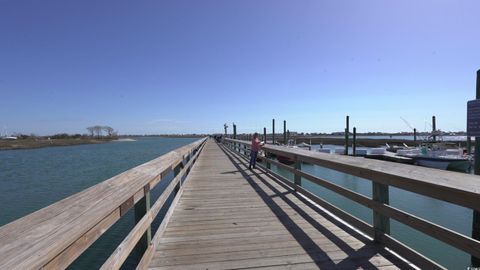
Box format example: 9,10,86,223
467,99,480,136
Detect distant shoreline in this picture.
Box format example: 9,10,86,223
0,138,114,151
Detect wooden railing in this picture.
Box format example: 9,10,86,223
0,137,207,270
224,138,480,270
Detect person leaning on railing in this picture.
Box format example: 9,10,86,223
249,133,264,169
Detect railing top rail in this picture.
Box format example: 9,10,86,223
0,137,207,270
224,138,480,211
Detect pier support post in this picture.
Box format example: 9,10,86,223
272,119,275,145
352,127,356,156
134,185,152,255
233,124,237,152
283,120,287,144
345,116,349,155
472,69,480,267
432,116,437,141
263,127,267,144
266,150,271,170
413,128,417,144
373,182,390,242
294,156,301,188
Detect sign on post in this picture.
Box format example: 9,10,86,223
467,99,480,136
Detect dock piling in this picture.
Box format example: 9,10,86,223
472,69,480,267
283,120,287,144
432,116,437,141
272,119,275,145
353,127,357,156
345,116,349,155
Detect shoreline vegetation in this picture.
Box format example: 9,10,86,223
0,133,206,151
0,137,115,151
1,132,468,151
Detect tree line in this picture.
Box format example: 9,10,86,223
86,125,117,138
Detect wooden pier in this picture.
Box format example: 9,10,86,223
147,141,410,269
1,137,480,269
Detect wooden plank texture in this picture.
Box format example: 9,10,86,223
147,140,414,270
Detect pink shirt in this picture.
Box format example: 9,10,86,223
251,138,262,152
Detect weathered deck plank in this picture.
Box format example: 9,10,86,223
148,140,414,270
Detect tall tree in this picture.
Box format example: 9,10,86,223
103,126,114,137
93,125,102,138
86,126,95,137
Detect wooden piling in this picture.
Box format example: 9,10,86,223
272,119,275,145
432,116,437,141
414,128,417,144
283,120,287,144
353,127,357,156
473,69,480,267
345,116,349,155
263,127,267,144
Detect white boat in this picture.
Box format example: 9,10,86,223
396,145,471,172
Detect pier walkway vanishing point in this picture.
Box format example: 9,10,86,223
147,140,412,269
1,137,480,270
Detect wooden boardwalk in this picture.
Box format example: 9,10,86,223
147,140,414,270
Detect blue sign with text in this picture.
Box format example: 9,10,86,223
467,99,480,136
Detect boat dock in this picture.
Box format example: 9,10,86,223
1,138,480,269
365,151,414,164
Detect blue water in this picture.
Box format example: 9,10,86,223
0,137,198,269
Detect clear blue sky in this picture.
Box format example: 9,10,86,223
1,0,479,135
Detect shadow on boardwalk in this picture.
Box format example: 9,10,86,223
218,143,415,270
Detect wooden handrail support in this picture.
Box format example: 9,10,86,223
224,138,480,269
0,137,207,270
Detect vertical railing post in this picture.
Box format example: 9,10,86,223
266,150,271,170
294,155,301,189
352,127,357,156
373,182,390,242
134,185,152,254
